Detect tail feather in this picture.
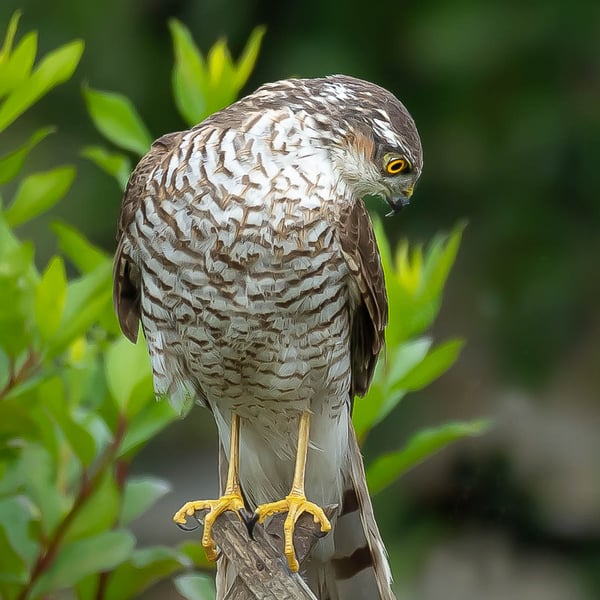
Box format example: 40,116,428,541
305,423,396,600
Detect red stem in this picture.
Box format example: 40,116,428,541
0,349,38,400
17,415,128,600
94,457,130,600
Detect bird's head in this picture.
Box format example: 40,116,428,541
314,76,423,215
247,74,422,214
331,127,422,215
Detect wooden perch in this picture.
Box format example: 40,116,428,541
193,505,338,600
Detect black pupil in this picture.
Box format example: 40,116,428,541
390,160,404,173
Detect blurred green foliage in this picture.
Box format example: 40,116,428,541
0,14,207,600
0,12,487,599
1,0,597,387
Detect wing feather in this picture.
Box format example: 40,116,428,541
113,133,181,342
338,199,388,397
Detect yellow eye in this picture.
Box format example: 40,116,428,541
385,156,411,175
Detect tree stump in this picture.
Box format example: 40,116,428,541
192,505,337,600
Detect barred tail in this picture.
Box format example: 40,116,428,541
305,423,396,600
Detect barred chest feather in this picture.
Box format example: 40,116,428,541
130,115,356,492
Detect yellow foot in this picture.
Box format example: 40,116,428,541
255,493,332,572
173,493,245,561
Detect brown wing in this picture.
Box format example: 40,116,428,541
113,132,181,343
338,199,388,397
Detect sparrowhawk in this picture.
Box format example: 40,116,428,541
114,75,422,600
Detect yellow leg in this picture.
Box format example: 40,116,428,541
173,413,245,561
254,411,331,572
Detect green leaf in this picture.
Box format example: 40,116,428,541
124,376,158,420
64,472,120,542
0,396,40,440
47,261,112,356
105,335,153,414
1,370,51,404
399,338,464,392
43,387,97,466
4,166,75,227
0,238,37,357
0,346,9,390
174,573,216,600
78,412,112,458
0,11,22,64
34,256,67,342
366,419,492,495
207,39,233,90
203,39,237,115
57,412,97,468
169,19,208,126
354,338,434,439
0,526,29,585
0,207,21,253
98,305,122,337
83,86,152,156
81,145,131,191
52,221,109,274
30,530,135,597
352,376,387,440
119,400,178,458
389,297,442,347
372,218,392,275
0,126,54,185
169,22,265,126
106,546,190,600
421,222,466,302
233,27,266,90
0,496,38,566
120,477,171,526
375,221,466,347
177,541,215,570
0,31,37,99
20,443,68,536
0,40,83,134
383,337,432,395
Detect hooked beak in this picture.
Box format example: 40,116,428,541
385,187,413,216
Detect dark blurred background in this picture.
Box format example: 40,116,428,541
2,0,599,597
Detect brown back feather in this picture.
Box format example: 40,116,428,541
113,132,182,342
337,199,388,398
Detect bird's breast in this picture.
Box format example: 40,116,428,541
133,127,355,422
176,202,349,329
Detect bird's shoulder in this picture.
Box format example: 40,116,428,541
113,130,186,342
116,131,186,236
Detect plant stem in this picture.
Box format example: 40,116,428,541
94,457,130,600
17,414,128,600
0,349,39,400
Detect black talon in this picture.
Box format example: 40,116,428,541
241,509,259,539
176,520,200,532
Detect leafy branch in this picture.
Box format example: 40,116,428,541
0,11,489,600
17,417,127,600
0,349,39,400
